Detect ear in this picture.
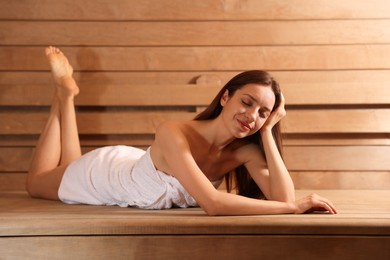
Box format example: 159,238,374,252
220,90,229,107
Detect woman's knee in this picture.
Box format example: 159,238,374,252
25,168,63,200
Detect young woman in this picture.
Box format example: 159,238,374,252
26,46,337,215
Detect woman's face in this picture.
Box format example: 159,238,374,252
220,83,276,138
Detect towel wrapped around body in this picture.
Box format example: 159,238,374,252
58,146,220,209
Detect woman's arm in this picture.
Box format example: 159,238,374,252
260,129,295,202
155,122,337,215
245,93,294,202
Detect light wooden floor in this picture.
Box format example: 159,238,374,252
1,190,390,260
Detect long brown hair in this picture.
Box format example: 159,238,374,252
194,70,283,199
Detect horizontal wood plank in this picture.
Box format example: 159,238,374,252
2,0,390,20
2,109,390,135
0,173,26,191
283,109,390,134
284,146,390,171
3,172,390,191
2,146,390,172
1,235,389,260
2,82,390,106
290,171,390,190
2,134,389,147
3,20,390,46
1,190,389,236
0,84,219,106
2,45,390,71
283,134,390,146
0,111,194,135
3,70,390,87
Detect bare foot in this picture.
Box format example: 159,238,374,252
45,46,79,97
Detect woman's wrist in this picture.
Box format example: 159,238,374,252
286,201,298,214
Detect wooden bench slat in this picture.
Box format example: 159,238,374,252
284,82,390,105
3,71,390,88
0,111,196,135
2,45,390,71
2,134,389,147
0,84,219,106
283,109,390,134
283,134,390,146
2,109,389,135
284,146,390,171
2,146,389,172
290,171,390,190
4,171,390,191
3,20,390,46
2,0,390,20
2,82,390,106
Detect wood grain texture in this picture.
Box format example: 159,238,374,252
3,20,390,46
1,190,389,236
2,109,389,135
3,70,390,86
3,172,390,191
2,45,390,71
1,0,390,191
2,146,390,172
1,235,389,260
2,0,390,20
1,189,389,259
2,82,390,106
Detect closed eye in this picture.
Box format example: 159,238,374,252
259,110,270,118
241,100,252,106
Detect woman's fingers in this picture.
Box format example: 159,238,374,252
297,193,338,214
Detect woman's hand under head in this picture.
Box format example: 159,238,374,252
261,93,286,133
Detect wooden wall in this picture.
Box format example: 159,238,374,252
1,0,390,191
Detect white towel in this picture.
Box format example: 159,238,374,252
58,146,200,209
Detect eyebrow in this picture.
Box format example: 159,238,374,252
243,94,272,112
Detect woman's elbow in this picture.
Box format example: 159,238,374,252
199,195,223,216
203,204,220,216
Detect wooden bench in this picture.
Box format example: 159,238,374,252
1,76,390,259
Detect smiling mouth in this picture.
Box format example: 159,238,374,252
237,119,251,131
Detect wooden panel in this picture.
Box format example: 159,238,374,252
1,190,389,259
0,134,154,147
282,109,390,134
291,171,390,190
0,173,25,191
284,146,390,171
0,111,195,135
0,84,220,106
3,146,390,172
1,190,390,236
2,82,390,106
284,82,390,105
1,235,389,260
3,70,390,87
3,171,390,191
2,45,390,71
2,109,389,135
283,134,390,146
1,134,389,147
3,20,390,46
0,148,33,172
2,0,390,20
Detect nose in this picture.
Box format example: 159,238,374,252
245,108,257,122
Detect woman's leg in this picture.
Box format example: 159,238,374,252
27,46,81,200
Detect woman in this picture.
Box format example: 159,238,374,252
26,46,337,215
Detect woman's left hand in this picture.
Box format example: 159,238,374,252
261,93,286,132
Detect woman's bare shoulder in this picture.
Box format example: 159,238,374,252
233,140,266,165
155,120,192,147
